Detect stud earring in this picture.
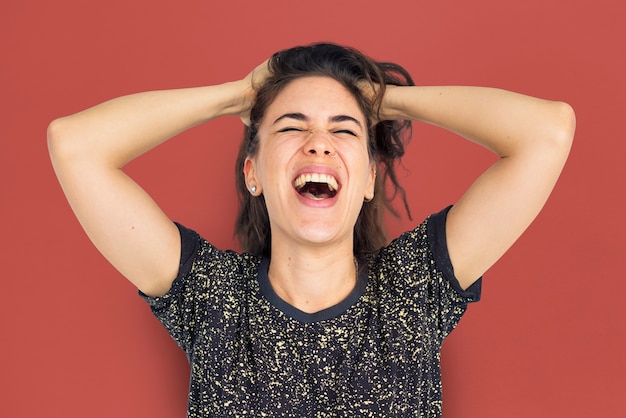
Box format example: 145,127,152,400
250,185,257,194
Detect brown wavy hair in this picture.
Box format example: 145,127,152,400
235,43,414,257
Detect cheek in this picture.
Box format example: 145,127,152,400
349,146,374,175
255,148,292,188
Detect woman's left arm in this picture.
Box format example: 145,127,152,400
382,86,575,289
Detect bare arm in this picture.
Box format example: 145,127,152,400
48,69,263,296
382,86,575,289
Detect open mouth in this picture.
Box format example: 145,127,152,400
294,173,339,200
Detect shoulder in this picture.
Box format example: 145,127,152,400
375,207,448,267
177,222,258,268
372,206,481,300
164,222,262,295
141,223,262,312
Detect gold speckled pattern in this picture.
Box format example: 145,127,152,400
141,208,481,417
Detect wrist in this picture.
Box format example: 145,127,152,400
213,80,253,118
380,85,414,121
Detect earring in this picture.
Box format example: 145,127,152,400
250,185,257,194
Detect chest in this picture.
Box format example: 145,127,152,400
189,302,442,416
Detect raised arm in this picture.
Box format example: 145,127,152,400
381,86,575,289
48,64,266,296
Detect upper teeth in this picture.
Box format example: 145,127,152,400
294,173,338,191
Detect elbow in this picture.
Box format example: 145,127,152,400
550,101,576,151
47,117,74,164
511,101,575,165
47,116,100,167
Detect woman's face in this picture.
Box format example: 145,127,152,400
245,76,376,251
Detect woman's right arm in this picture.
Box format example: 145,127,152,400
48,79,255,297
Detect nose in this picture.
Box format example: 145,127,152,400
304,129,336,157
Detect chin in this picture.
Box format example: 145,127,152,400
294,220,352,248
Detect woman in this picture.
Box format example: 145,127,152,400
48,43,575,417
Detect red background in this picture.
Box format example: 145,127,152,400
2,0,625,416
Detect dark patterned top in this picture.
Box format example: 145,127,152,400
140,206,481,417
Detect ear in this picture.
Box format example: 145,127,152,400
364,161,377,201
244,157,262,195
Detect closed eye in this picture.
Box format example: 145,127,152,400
277,127,305,133
334,129,357,136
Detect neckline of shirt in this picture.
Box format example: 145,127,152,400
257,257,369,324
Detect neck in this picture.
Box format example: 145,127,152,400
268,241,357,314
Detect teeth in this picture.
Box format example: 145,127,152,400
294,173,338,191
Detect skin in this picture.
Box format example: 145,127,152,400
380,85,575,288
244,76,376,312
47,58,575,309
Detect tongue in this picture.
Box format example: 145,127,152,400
298,183,333,200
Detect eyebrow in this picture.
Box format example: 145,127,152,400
272,113,363,130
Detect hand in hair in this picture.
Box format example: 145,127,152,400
239,59,271,126
359,83,403,123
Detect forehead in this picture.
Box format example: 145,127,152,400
262,76,366,123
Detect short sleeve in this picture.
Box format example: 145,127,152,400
425,206,481,339
377,206,481,343
427,206,482,300
138,222,206,353
138,222,259,356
